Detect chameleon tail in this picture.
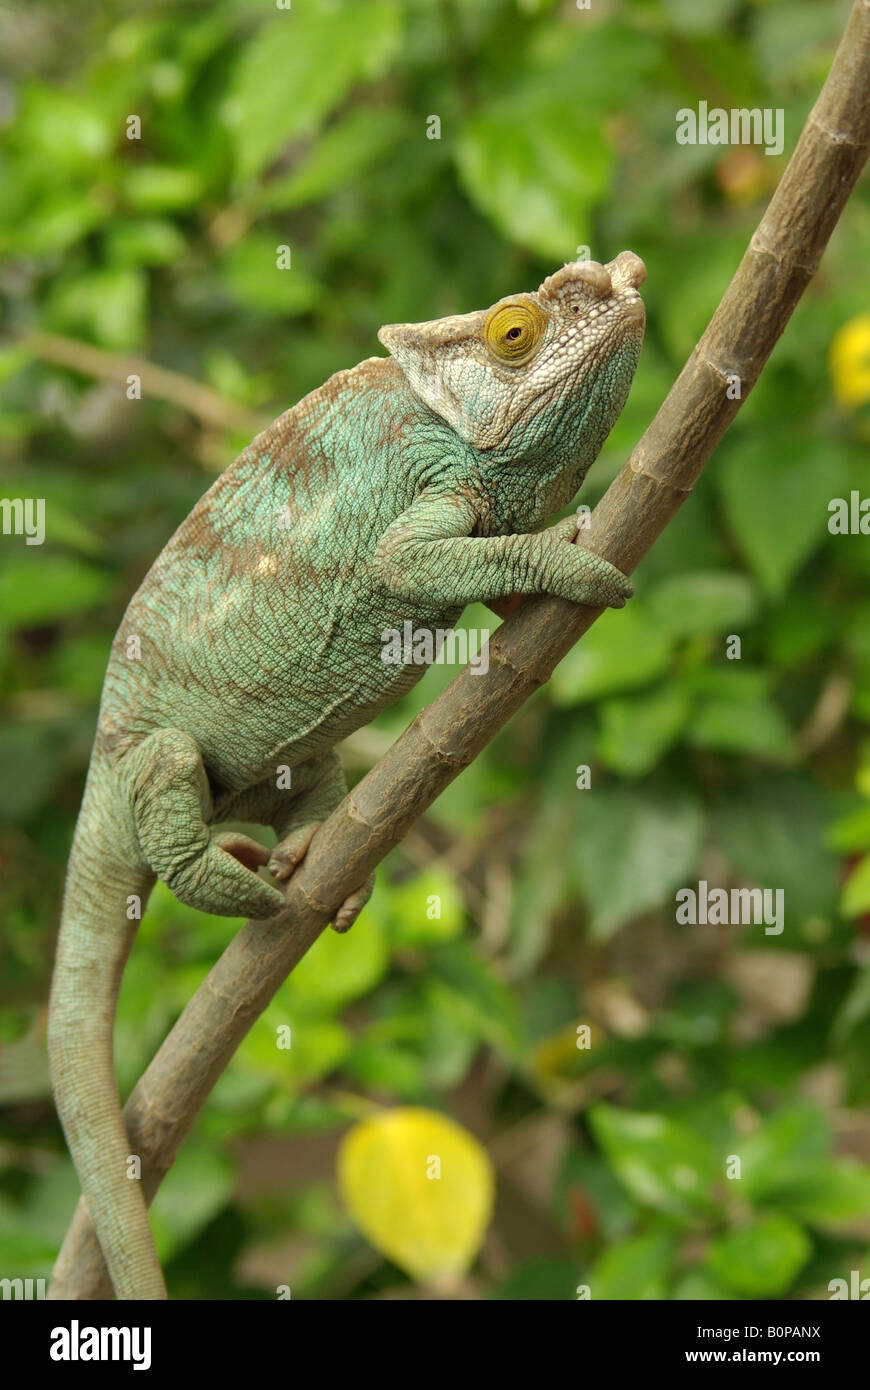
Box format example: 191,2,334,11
46,787,165,1300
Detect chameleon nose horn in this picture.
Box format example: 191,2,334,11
608,250,647,289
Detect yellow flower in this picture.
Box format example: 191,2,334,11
338,1107,494,1286
830,314,870,408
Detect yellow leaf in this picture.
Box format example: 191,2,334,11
830,314,870,408
337,1107,494,1285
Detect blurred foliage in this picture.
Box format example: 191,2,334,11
1,0,869,1300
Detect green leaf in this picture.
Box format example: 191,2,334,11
712,775,839,933
660,0,742,37
0,724,62,820
239,1009,350,1086
590,1103,718,1216
586,1232,676,1300
0,1163,82,1247
828,803,870,855
737,1103,828,1202
258,106,406,210
684,665,772,704
0,555,112,628
687,693,794,760
574,783,704,940
12,188,107,256
671,1269,737,1299
226,2,403,183
13,84,112,172
121,164,205,212
383,982,474,1091
429,942,522,1055
706,1212,811,1296
841,854,870,917
281,912,389,1016
597,682,691,776
718,433,848,597
492,1257,579,1301
105,219,188,266
832,963,870,1043
386,867,465,948
341,1038,424,1097
550,603,674,705
151,1144,235,1260
517,20,658,113
456,100,612,260
646,571,758,640
47,266,147,349
752,1,847,85
657,233,748,361
0,1219,56,1274
765,1160,870,1231
218,234,321,316
507,753,585,971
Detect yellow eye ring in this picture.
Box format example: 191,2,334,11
483,300,547,365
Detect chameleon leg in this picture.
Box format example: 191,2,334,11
219,752,374,933
374,493,634,608
123,729,285,919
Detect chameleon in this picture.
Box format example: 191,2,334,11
47,250,646,1300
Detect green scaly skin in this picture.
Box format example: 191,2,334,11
47,251,646,1299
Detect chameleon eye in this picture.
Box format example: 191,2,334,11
484,301,547,365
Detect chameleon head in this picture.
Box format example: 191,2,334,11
378,250,645,456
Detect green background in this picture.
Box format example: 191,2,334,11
1,0,870,1299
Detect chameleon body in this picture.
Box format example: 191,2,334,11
48,251,645,1299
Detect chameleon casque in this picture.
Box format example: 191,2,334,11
48,250,646,1299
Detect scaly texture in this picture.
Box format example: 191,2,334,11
47,251,646,1299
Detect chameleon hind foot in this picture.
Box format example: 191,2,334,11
127,728,286,920
165,827,286,920
332,874,375,934
269,820,320,882
269,820,374,933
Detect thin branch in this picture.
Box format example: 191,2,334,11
48,1,870,1298
20,330,264,436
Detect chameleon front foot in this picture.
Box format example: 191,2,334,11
542,516,634,608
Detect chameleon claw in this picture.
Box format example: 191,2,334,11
331,874,375,934
268,822,321,882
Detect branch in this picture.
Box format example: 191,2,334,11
20,330,264,436
49,1,870,1298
